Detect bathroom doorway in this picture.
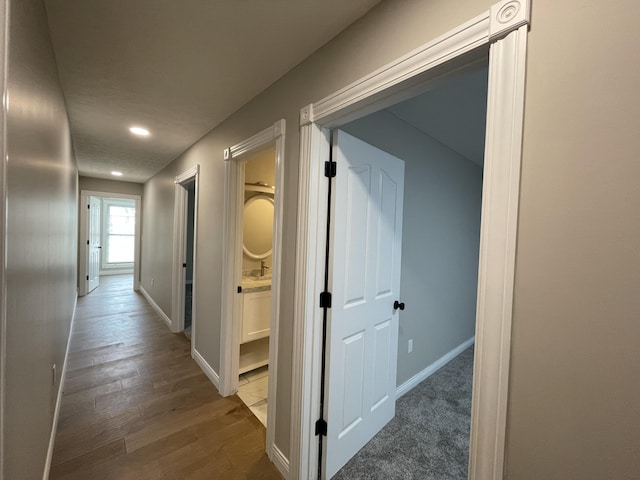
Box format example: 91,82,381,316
236,148,276,426
219,120,285,459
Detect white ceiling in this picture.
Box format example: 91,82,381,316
387,66,489,166
44,0,383,183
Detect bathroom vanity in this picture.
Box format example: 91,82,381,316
239,277,271,374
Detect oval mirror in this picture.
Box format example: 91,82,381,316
243,194,274,260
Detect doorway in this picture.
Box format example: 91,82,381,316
324,62,487,477
290,9,529,479
220,119,285,464
236,147,276,426
79,190,141,296
183,179,196,340
171,165,199,346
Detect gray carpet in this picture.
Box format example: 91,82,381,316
333,346,474,480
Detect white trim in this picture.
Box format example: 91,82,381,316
99,269,134,276
78,193,89,296
489,0,531,41
224,120,285,160
220,157,244,395
469,23,528,480
306,13,490,128
171,185,187,333
219,119,285,464
81,190,141,200
192,348,220,390
79,190,142,293
170,165,199,351
139,285,172,329
396,337,475,398
291,2,530,479
266,125,285,459
42,294,77,480
174,164,199,184
270,444,290,480
290,124,328,480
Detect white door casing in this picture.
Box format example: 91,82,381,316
291,1,530,479
220,119,287,475
87,196,101,293
79,191,142,297
324,131,404,478
171,165,199,340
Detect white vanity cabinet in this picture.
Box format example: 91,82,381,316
239,285,271,374
241,290,270,343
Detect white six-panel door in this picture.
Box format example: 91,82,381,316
87,195,101,293
324,131,405,478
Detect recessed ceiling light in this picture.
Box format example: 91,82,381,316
111,171,123,177
129,126,150,136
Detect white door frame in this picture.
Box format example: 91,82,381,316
79,190,142,296
171,165,200,348
219,119,286,465
291,1,530,478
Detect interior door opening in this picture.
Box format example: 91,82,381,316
236,147,277,427
219,119,285,466
321,62,488,478
79,190,142,297
183,179,196,341
170,165,199,343
87,195,101,294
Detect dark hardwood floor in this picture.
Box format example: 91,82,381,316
50,275,282,480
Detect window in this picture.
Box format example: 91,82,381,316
101,198,135,270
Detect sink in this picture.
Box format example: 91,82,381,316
243,273,271,281
241,275,272,292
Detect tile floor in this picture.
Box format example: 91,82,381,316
237,366,269,426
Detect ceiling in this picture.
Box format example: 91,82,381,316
387,66,489,166
44,0,383,183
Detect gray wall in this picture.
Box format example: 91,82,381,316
140,0,640,474
506,0,640,478
1,0,78,478
342,110,482,386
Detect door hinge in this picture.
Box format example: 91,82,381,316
319,291,332,308
86,275,89,280
237,286,242,293
86,240,89,245
182,263,187,268
87,204,90,209
315,418,327,437
324,161,336,178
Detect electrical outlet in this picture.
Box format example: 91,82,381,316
408,339,413,353
52,364,57,385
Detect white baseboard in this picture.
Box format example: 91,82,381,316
139,285,172,330
270,444,290,479
192,348,220,390
396,336,475,399
99,269,134,276
43,294,77,480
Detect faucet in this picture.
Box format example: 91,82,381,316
260,259,271,277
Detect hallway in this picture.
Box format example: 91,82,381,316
50,276,282,479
